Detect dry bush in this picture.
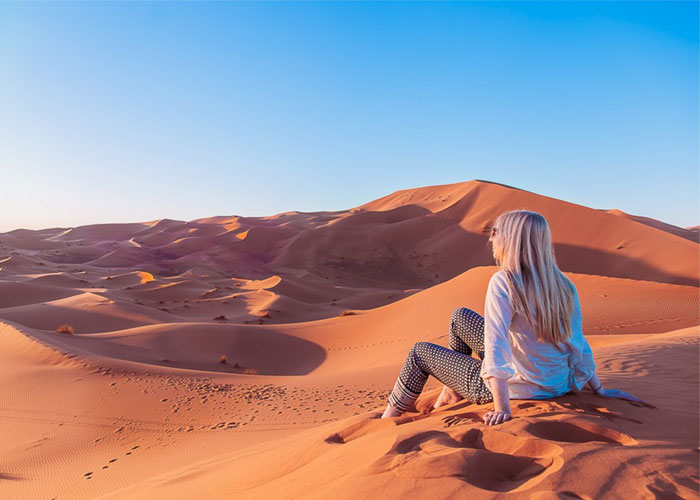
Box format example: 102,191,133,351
243,368,258,375
56,324,74,334
213,315,227,321
340,310,356,316
219,355,227,364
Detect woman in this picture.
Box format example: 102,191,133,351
381,210,645,425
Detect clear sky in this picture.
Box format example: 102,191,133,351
1,1,698,232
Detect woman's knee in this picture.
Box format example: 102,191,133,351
411,341,431,356
450,307,475,325
410,342,439,367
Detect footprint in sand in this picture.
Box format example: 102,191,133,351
558,400,645,423
524,419,637,446
442,412,481,428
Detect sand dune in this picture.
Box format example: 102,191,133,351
606,209,699,243
0,180,697,499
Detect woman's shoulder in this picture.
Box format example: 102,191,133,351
487,270,511,299
489,269,509,285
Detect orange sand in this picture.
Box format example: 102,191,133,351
0,180,697,499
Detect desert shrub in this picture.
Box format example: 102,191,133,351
243,368,258,375
214,315,227,321
56,324,74,334
219,355,227,364
340,310,356,316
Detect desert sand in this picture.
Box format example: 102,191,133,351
0,180,697,499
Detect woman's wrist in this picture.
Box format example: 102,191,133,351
494,404,511,414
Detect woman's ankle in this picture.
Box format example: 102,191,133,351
381,404,403,419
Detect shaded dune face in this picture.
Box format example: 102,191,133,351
44,324,327,375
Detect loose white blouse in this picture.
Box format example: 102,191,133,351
479,270,597,399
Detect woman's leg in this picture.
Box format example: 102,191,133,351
383,341,493,417
448,307,485,360
434,307,487,409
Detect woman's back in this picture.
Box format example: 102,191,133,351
480,270,596,399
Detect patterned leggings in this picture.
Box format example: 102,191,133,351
387,307,494,411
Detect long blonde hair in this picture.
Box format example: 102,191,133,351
490,210,575,346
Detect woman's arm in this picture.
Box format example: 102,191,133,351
587,372,603,394
588,372,647,404
483,377,511,425
481,272,515,426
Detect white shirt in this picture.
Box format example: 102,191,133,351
479,270,597,399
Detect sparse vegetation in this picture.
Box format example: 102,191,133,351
57,324,74,334
219,355,227,364
340,310,356,316
214,315,227,321
243,368,258,375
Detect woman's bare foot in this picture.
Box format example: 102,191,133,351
381,404,403,419
433,385,464,410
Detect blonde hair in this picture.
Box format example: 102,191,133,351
490,210,575,347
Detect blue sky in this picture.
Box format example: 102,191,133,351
1,1,698,232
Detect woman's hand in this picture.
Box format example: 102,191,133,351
482,410,511,426
597,387,646,404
